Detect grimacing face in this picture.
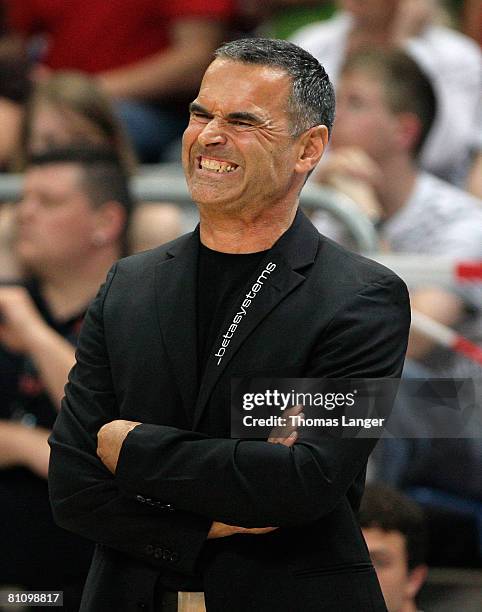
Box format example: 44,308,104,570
15,163,101,272
182,59,309,214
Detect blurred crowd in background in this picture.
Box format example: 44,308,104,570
0,1,480,611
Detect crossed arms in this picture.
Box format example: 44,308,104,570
48,265,410,575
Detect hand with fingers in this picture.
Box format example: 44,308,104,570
97,407,306,541
0,285,45,353
267,404,304,447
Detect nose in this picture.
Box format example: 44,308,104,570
197,117,228,147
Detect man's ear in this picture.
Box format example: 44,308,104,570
405,564,428,600
396,112,422,155
295,125,329,175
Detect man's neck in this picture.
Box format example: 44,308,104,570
198,204,297,253
36,247,121,320
375,156,418,220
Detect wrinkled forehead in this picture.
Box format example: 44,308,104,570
195,59,293,118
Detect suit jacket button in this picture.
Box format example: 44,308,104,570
137,602,147,609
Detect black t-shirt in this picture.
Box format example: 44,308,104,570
197,242,269,379
0,278,86,430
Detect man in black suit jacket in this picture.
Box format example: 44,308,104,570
49,39,411,611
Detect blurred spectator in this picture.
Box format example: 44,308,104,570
359,484,428,612
16,71,137,174
291,0,482,184
311,49,482,378
0,56,31,171
0,147,132,608
0,71,183,265
3,0,234,162
314,49,482,568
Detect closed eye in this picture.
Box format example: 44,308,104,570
191,111,210,122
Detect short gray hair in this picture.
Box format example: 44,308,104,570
214,38,335,137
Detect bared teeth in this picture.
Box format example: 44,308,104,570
200,157,237,173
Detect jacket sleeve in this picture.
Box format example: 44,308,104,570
115,274,411,527
48,264,211,575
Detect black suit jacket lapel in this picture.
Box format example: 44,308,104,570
154,229,200,423
192,210,320,430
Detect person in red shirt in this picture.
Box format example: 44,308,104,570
5,0,234,162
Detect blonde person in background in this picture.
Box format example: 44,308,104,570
21,72,184,251
3,0,234,163
15,71,137,174
0,71,182,277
